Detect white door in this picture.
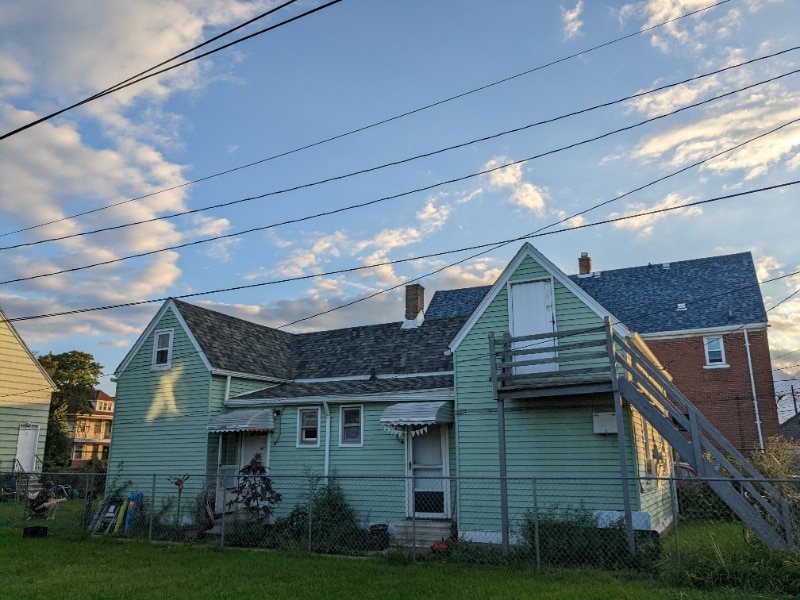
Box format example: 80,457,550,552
509,280,556,373
239,434,267,470
407,425,450,518
15,424,39,472
216,434,268,513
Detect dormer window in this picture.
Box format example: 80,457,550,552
152,329,173,369
703,336,727,368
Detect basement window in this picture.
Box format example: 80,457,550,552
703,336,728,368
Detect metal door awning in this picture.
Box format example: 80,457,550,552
380,401,453,426
207,409,275,433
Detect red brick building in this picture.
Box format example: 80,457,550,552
571,252,779,455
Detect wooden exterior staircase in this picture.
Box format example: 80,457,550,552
489,318,795,551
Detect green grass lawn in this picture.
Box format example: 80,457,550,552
0,500,792,599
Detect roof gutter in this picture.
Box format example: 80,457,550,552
211,369,290,384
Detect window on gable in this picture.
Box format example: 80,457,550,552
704,336,726,367
152,329,173,368
297,408,320,447
340,406,363,447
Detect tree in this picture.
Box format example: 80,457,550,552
37,351,103,468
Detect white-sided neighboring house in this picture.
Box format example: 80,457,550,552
0,306,57,474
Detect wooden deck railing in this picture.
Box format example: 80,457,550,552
489,325,614,399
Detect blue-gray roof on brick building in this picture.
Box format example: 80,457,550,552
569,252,767,334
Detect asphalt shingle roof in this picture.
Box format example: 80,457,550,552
425,286,491,320
235,375,454,400
173,299,294,380
172,252,763,384
569,252,767,334
172,300,464,381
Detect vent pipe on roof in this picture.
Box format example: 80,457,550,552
579,252,592,275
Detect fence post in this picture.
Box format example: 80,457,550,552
221,486,227,547
532,478,540,570
670,476,680,569
307,475,314,552
82,473,91,537
412,472,417,562
149,474,155,543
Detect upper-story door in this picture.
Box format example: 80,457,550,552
509,279,556,373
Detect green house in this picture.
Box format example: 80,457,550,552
109,243,791,549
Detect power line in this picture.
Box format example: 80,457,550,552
0,0,730,240
0,0,341,142
3,65,798,287
4,180,797,324
5,44,796,253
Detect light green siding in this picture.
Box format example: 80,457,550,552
0,316,53,470
265,402,412,525
453,253,670,537
109,307,212,497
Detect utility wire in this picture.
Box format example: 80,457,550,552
4,43,795,253
2,64,797,287
0,0,729,240
0,0,341,142
3,180,797,324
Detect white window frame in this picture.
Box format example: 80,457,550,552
339,405,364,447
703,335,728,368
296,407,321,448
152,329,174,369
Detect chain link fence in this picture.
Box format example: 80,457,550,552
3,470,799,571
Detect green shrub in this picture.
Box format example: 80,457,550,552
520,508,660,571
272,478,366,555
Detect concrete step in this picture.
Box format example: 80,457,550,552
393,519,454,548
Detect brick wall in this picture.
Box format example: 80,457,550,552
645,328,779,455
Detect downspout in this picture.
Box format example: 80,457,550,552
322,401,331,480
743,329,765,452
216,375,232,487
224,375,231,404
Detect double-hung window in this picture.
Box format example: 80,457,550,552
152,329,173,369
703,336,727,367
297,408,320,447
339,406,363,447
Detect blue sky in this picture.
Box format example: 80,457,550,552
1,0,799,404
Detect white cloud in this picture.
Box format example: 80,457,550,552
609,192,702,237
620,0,743,53
483,156,547,216
631,92,800,180
416,198,452,233
561,1,584,40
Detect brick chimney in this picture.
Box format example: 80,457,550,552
579,252,592,275
405,284,425,320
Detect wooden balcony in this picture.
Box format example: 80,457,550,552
489,325,617,400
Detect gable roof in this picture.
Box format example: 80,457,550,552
0,305,57,391
569,252,767,334
447,243,618,352
173,299,295,380
119,298,466,382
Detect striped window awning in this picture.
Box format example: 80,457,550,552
207,409,275,433
380,401,454,427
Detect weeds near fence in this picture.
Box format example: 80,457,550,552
518,507,660,572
